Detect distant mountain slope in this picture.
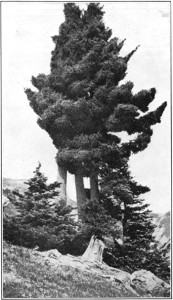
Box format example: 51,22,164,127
3,178,28,193
3,177,77,208
151,212,170,258
151,212,170,237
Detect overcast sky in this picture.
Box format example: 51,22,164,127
2,2,171,213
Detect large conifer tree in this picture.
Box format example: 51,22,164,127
25,3,166,216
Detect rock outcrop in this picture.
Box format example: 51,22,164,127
38,244,170,298
131,269,170,297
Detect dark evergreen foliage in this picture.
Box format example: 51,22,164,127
66,198,122,256
80,198,121,239
102,171,170,282
3,164,78,253
22,3,169,281
25,3,166,178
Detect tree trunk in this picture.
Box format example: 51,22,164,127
57,164,67,204
90,172,99,201
121,201,126,244
75,173,86,218
115,202,125,245
81,235,105,264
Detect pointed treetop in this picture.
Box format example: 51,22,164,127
124,45,140,63
64,3,82,22
35,161,41,172
87,3,105,17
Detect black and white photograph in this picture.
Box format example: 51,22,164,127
2,1,171,298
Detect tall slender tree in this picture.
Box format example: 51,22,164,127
25,3,166,216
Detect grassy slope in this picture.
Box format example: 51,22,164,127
3,241,136,298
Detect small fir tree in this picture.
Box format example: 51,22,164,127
3,163,78,253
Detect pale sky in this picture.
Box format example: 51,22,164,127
2,2,171,213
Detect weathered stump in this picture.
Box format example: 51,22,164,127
81,235,105,263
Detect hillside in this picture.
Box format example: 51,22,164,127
3,241,170,298
3,242,137,298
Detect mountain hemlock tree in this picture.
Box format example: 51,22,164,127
25,3,167,217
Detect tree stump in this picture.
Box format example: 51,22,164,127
81,235,105,264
